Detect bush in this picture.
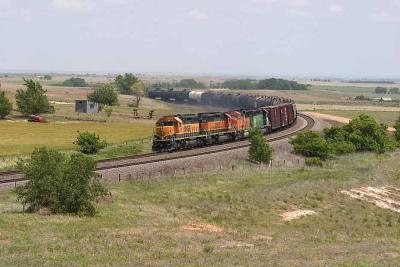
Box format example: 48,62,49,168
394,115,400,142
355,95,368,101
14,148,108,216
375,87,387,94
62,77,87,87
87,84,119,106
74,131,107,154
330,141,356,154
16,79,54,115
248,128,272,164
290,131,332,160
343,114,396,153
324,114,396,154
305,157,323,167
0,85,12,119
104,106,113,117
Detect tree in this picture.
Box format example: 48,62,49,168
87,84,119,106
62,77,87,87
290,131,332,160
115,73,138,95
16,79,54,115
248,128,272,164
74,131,107,154
131,81,145,107
0,83,12,119
393,114,400,142
375,87,387,94
44,75,52,80
15,148,108,216
389,87,400,94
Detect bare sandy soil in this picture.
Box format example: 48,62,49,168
342,186,400,214
280,209,317,221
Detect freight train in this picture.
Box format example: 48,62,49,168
148,88,297,152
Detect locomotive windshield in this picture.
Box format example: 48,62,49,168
157,121,174,126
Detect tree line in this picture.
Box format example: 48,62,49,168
375,87,399,94
213,78,309,90
153,78,207,89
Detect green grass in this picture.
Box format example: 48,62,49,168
0,121,153,156
315,109,400,126
1,152,400,265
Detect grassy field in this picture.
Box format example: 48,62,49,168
1,152,400,265
0,121,153,157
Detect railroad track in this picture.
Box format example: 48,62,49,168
0,114,314,186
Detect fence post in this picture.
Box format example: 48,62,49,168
118,174,121,182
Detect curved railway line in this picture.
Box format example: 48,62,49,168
0,114,314,187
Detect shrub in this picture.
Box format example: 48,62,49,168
305,157,323,167
375,87,387,94
74,131,107,154
343,114,396,153
87,84,119,106
248,128,272,164
104,106,113,117
16,79,54,115
394,115,400,142
62,77,87,87
355,95,368,101
330,141,356,154
290,131,332,160
14,148,108,216
0,86,12,119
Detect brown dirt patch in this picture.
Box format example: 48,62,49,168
182,222,224,233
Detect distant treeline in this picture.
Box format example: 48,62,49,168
153,79,206,89
213,78,309,90
348,80,395,84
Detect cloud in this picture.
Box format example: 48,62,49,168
188,9,208,21
51,0,95,12
373,12,400,23
328,4,343,14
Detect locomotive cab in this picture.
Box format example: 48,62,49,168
155,116,176,140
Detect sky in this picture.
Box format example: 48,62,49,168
0,0,399,78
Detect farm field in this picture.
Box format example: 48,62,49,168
1,152,400,265
0,121,154,157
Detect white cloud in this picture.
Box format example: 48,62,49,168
328,4,343,14
373,12,400,23
51,0,95,12
188,9,208,21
